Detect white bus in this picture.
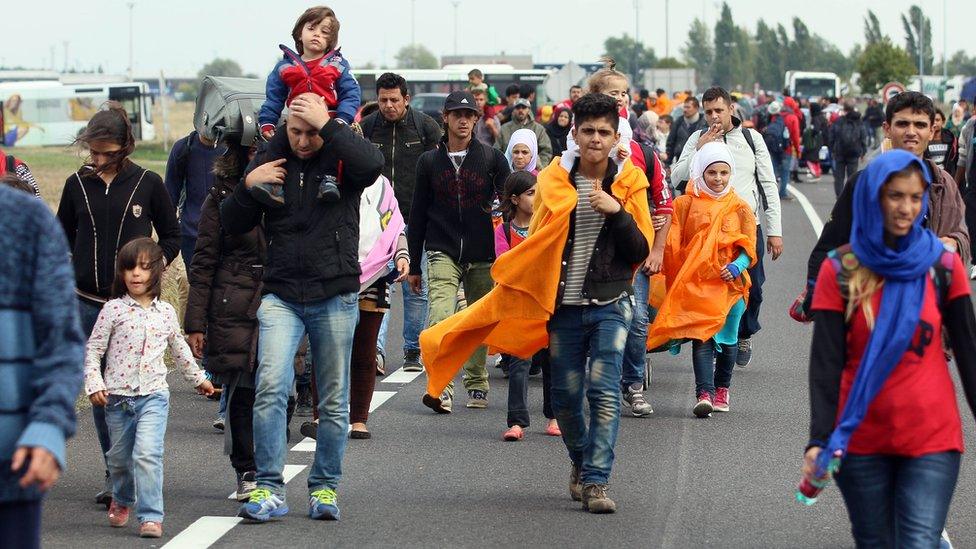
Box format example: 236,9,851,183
1,80,155,147
784,71,840,100
352,66,555,103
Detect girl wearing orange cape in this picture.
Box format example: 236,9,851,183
647,142,757,418
419,94,653,512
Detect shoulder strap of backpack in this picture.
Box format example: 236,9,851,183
741,128,769,210
502,222,512,246
410,107,431,148
2,154,13,174
360,113,377,141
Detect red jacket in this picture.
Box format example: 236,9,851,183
779,112,802,157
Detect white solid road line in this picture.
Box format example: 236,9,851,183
369,391,397,413
227,464,308,499
161,516,242,549
381,368,424,384
786,184,825,237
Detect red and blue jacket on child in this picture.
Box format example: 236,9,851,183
259,44,361,133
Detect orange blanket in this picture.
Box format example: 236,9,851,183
646,191,757,350
419,158,655,398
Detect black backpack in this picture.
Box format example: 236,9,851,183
762,116,789,157
835,118,863,156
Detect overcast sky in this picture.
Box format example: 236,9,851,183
5,0,973,77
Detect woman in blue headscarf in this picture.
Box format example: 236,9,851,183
802,149,976,547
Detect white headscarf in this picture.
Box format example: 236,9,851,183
690,141,736,199
505,128,539,173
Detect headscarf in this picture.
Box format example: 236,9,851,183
505,128,539,173
689,142,736,199
546,106,573,148
816,149,945,478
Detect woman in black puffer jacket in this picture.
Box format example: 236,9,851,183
184,141,266,501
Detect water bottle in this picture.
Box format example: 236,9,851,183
795,476,830,506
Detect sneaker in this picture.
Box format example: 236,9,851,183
95,472,112,507
238,488,289,522
970,266,976,281
402,349,423,372
139,521,163,538
300,420,318,440
108,501,129,527
295,387,313,417
735,338,753,367
693,392,714,418
622,382,653,417
250,183,285,208
375,351,386,377
422,391,452,414
316,177,340,202
502,425,524,441
236,471,257,502
466,390,488,409
569,463,582,502
545,420,562,437
308,488,340,520
713,387,730,412
212,416,225,431
529,361,542,376
581,483,617,514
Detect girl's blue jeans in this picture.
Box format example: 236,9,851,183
104,390,170,523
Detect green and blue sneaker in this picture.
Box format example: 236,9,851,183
308,488,340,520
238,488,288,522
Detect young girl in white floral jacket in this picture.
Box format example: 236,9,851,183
84,237,214,538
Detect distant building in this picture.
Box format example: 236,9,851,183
440,55,534,70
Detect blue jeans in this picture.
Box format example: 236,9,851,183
775,154,792,198
253,292,358,496
691,339,737,396
835,451,960,548
548,298,633,485
78,298,112,469
738,224,764,340
376,253,428,355
621,271,650,387
104,390,170,523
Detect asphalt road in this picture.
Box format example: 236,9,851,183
40,172,976,548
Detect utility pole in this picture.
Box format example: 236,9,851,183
942,0,947,80
127,2,135,81
451,1,460,55
63,41,69,72
411,0,416,46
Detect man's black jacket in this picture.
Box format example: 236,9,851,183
221,119,384,303
408,137,510,274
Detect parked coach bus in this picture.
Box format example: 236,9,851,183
1,80,154,147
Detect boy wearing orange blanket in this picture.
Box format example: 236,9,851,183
418,94,653,513
647,142,757,418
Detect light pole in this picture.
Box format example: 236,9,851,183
665,0,670,60
126,2,135,80
633,0,640,86
411,0,416,46
451,1,460,56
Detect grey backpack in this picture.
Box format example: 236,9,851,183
193,76,265,146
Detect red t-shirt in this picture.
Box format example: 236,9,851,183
811,253,969,456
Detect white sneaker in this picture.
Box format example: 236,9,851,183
969,266,976,281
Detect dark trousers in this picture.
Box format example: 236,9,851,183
738,224,765,341
228,385,256,474
181,235,197,271
835,451,960,548
691,339,737,396
834,157,860,197
0,500,42,549
78,299,112,470
506,349,554,428
349,311,384,424
963,185,976,262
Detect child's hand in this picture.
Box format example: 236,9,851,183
615,143,631,161
262,128,275,140
652,215,668,231
720,268,734,282
394,257,410,282
195,380,216,396
244,158,287,190
89,391,108,407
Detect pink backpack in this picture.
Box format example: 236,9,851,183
358,174,405,290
